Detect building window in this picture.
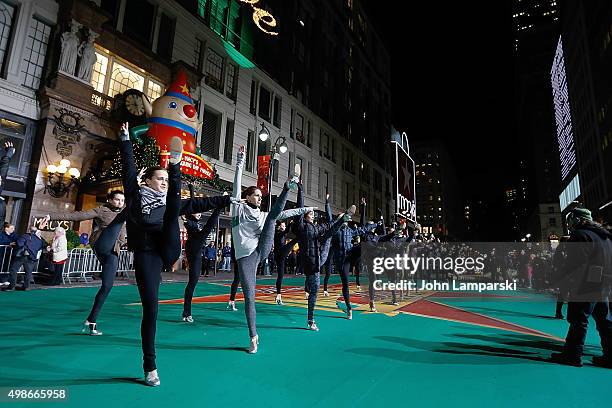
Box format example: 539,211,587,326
549,217,557,226
123,0,155,46
295,112,304,143
194,38,204,73
319,169,329,199
21,18,51,90
246,130,255,172
91,52,108,93
225,63,237,100
146,79,163,101
156,13,175,61
258,86,271,122
91,48,164,104
0,116,26,174
273,96,282,128
204,48,224,92
0,1,15,76
108,61,145,97
223,119,234,164
200,106,221,159
249,80,257,114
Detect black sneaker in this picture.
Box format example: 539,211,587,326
592,356,612,368
549,352,583,367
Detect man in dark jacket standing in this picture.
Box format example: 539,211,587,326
203,242,217,277
550,208,612,368
3,217,49,291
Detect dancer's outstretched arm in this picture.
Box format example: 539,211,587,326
320,212,350,241
325,192,332,223
179,195,231,215
118,122,139,196
232,146,245,201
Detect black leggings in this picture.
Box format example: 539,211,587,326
134,250,163,372
183,249,202,317
87,253,119,322
334,255,352,311
323,257,333,291
275,238,297,294
137,162,183,372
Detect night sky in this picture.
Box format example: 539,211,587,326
365,0,516,206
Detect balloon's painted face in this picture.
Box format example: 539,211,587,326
152,95,198,126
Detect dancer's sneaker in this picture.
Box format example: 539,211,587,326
307,321,320,331
248,335,259,354
592,355,612,369
356,285,362,291
227,301,238,311
323,290,329,297
304,291,309,299
82,320,103,336
168,136,183,164
275,294,284,305
347,309,353,320
144,370,160,387
182,315,194,323
369,303,377,312
549,352,582,367
392,302,400,306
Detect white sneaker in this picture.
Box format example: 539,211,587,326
144,370,160,387
347,310,353,320
227,301,238,311
182,316,194,323
307,321,320,331
275,294,284,305
323,290,329,297
248,335,259,354
82,320,103,336
304,292,309,299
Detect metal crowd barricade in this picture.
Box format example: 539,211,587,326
116,250,134,279
62,248,135,284
0,244,40,281
63,248,102,284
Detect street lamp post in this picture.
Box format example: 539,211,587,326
258,123,288,275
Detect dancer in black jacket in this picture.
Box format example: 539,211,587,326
182,185,224,322
95,123,233,387
293,182,348,330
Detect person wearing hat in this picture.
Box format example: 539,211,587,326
549,207,612,368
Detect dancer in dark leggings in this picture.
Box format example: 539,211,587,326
95,123,231,387
231,147,312,353
182,187,223,322
274,235,298,305
331,202,376,319
293,182,347,330
53,190,126,335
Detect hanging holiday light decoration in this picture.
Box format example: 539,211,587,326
238,0,279,36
